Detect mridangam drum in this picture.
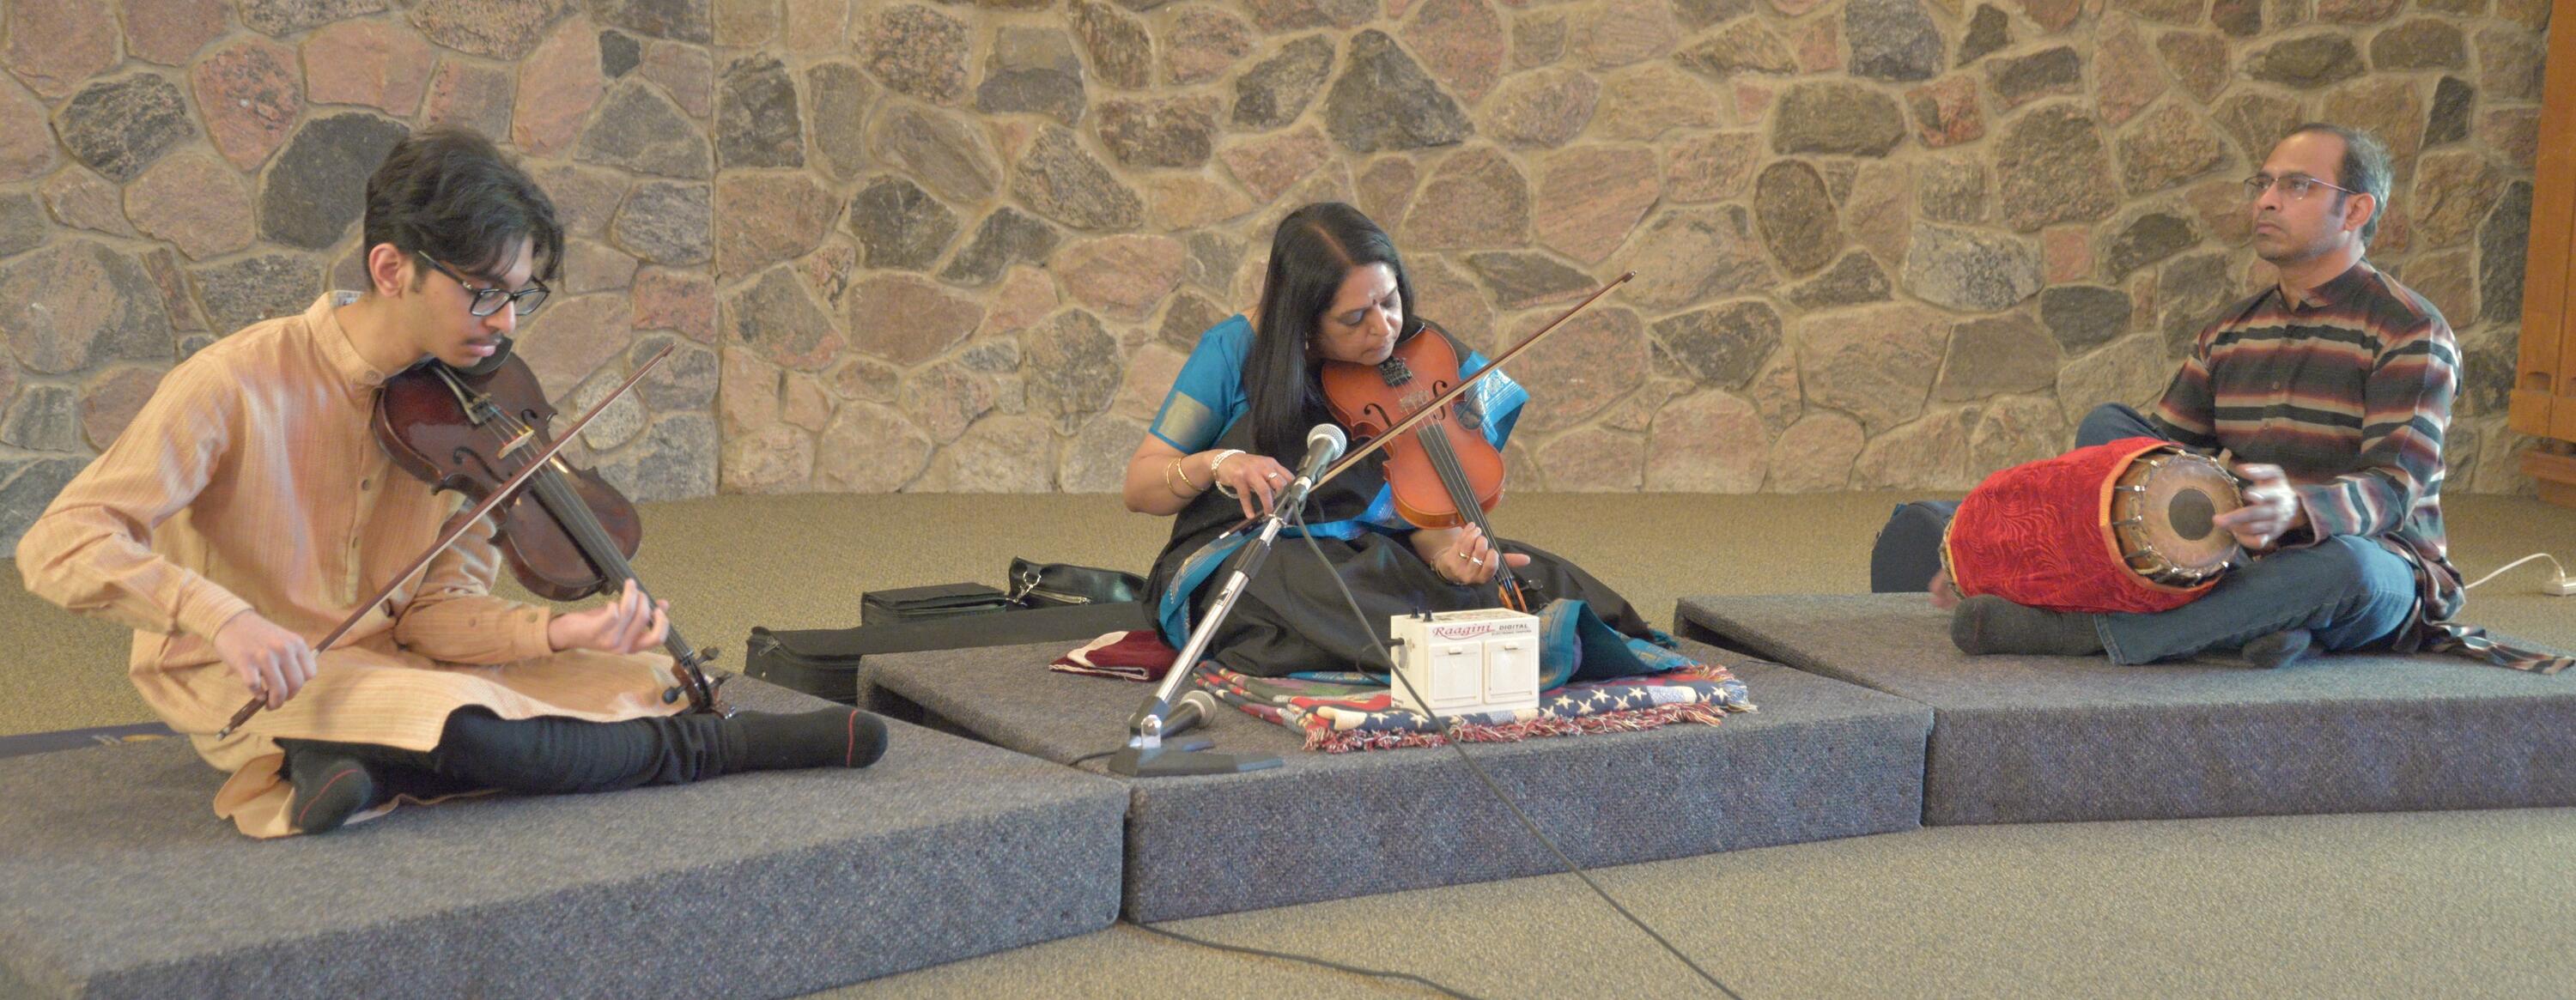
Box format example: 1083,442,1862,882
1942,437,2245,615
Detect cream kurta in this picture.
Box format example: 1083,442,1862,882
17,293,677,837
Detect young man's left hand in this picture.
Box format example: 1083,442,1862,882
546,579,671,654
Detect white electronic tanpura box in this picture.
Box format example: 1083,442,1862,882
1388,608,1542,716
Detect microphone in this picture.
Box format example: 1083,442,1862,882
1273,423,1347,514
1162,689,1221,738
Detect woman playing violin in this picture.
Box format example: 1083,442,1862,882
1125,203,1660,677
17,128,883,838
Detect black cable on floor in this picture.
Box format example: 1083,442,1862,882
1129,920,1482,999
1291,510,1745,1000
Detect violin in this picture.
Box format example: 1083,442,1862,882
1305,273,1637,613
216,343,725,738
1320,323,1532,610
373,348,728,714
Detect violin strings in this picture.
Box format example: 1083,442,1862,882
434,369,689,662
1412,415,1522,609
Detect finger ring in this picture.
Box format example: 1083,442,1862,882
1470,555,1484,566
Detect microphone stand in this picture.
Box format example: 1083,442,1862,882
1104,486,1309,778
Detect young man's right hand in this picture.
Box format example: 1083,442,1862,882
214,612,318,710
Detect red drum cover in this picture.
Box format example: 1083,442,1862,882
1943,437,2220,615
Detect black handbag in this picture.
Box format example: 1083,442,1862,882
1006,557,1146,608
859,582,1012,626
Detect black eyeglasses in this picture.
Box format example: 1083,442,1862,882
2242,173,2357,203
416,252,550,318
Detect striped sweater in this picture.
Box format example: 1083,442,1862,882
2150,260,2564,672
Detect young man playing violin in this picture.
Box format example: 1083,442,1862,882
17,128,884,838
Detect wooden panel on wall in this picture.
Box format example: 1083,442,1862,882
2515,0,2576,506
2515,0,2576,437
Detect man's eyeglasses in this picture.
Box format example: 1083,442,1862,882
2242,173,2357,203
416,252,550,318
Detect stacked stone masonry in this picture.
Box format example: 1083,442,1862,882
0,0,2553,547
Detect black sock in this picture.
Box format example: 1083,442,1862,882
1950,595,2106,657
279,739,382,834
2242,629,2314,669
722,708,890,772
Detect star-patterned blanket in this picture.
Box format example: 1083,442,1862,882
1188,600,1760,752
1195,658,1757,753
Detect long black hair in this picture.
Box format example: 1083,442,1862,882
1243,203,1419,463
361,125,563,288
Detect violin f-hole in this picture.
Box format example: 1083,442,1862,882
448,445,512,482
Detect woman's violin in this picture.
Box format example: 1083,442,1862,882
1320,324,1532,610
1311,272,1636,614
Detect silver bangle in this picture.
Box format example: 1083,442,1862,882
1208,449,1244,499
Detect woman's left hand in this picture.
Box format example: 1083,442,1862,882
1417,524,1534,585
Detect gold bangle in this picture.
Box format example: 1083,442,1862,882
1162,459,1185,497
1174,456,1203,491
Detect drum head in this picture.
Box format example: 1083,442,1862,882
2111,451,2244,581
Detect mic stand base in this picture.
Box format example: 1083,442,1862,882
1106,742,1281,777
1111,505,1309,779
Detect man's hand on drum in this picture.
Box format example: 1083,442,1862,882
2217,463,2306,552
1928,567,1963,610
1213,452,1296,519
1413,524,1533,585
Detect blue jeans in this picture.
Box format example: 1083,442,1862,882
2075,404,2416,664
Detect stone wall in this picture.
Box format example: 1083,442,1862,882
0,0,722,550
0,0,2554,548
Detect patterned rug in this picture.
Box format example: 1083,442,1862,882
1054,599,1765,752
1196,659,1756,753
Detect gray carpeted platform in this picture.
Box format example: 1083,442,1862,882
0,677,1128,1000
857,639,1930,922
1677,594,2576,826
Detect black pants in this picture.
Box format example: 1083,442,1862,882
283,708,740,800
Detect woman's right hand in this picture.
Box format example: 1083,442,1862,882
1214,451,1296,519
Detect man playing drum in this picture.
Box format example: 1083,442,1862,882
1947,124,2532,670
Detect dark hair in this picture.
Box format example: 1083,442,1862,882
2287,122,2392,245
1245,203,1419,463
361,125,563,288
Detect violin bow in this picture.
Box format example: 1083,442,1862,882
1310,271,1633,491
216,344,675,738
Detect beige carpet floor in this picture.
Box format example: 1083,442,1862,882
7,492,2575,997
